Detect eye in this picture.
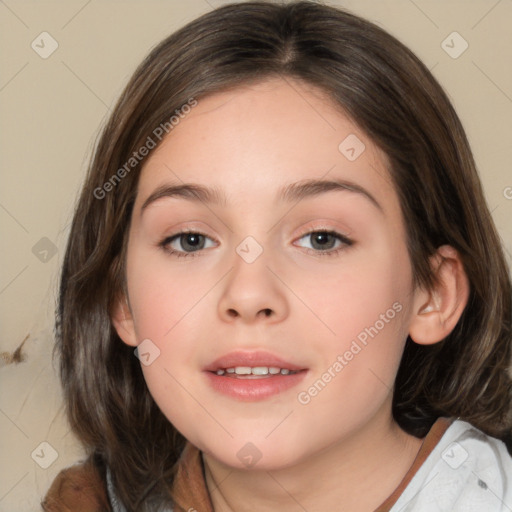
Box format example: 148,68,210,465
160,231,216,257
294,230,353,256
159,229,352,258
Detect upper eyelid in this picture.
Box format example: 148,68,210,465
168,218,351,235
163,226,350,239
294,230,353,249
295,225,351,237
163,229,217,244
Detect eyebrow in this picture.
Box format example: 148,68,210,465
140,178,383,214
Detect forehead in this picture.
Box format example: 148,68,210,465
136,77,399,217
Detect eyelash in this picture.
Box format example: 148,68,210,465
158,228,353,259
159,229,215,259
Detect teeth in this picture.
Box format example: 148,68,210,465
252,367,268,375
215,366,297,376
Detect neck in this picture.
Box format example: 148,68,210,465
202,409,424,512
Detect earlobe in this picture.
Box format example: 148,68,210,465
409,245,470,346
111,295,138,347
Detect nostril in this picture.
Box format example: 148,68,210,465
225,308,273,318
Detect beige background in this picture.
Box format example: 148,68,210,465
0,0,511,510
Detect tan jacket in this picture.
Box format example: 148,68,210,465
41,456,112,512
42,419,451,511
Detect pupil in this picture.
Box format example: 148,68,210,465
312,232,334,250
181,233,203,251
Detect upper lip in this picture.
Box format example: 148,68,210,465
203,350,306,372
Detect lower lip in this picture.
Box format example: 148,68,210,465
204,371,308,401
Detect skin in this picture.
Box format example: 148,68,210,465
113,77,469,511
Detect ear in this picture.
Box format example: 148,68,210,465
111,294,138,347
409,245,470,345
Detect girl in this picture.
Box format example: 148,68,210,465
43,2,512,511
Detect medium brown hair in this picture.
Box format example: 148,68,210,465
56,1,512,509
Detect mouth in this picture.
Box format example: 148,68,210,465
212,366,301,378
203,351,308,401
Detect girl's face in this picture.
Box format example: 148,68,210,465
117,78,421,469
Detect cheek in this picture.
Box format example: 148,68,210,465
294,276,409,438
125,249,222,431
295,244,411,342
294,242,412,398
126,247,216,341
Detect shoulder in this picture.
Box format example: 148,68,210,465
41,456,112,512
392,419,512,512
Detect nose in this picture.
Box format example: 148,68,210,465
217,252,289,324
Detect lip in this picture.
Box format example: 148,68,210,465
203,350,308,401
203,350,305,372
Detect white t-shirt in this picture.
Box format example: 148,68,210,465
390,420,512,511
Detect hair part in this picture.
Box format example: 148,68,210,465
56,1,512,509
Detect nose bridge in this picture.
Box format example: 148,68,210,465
217,235,289,323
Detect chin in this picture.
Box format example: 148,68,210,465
199,436,307,472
